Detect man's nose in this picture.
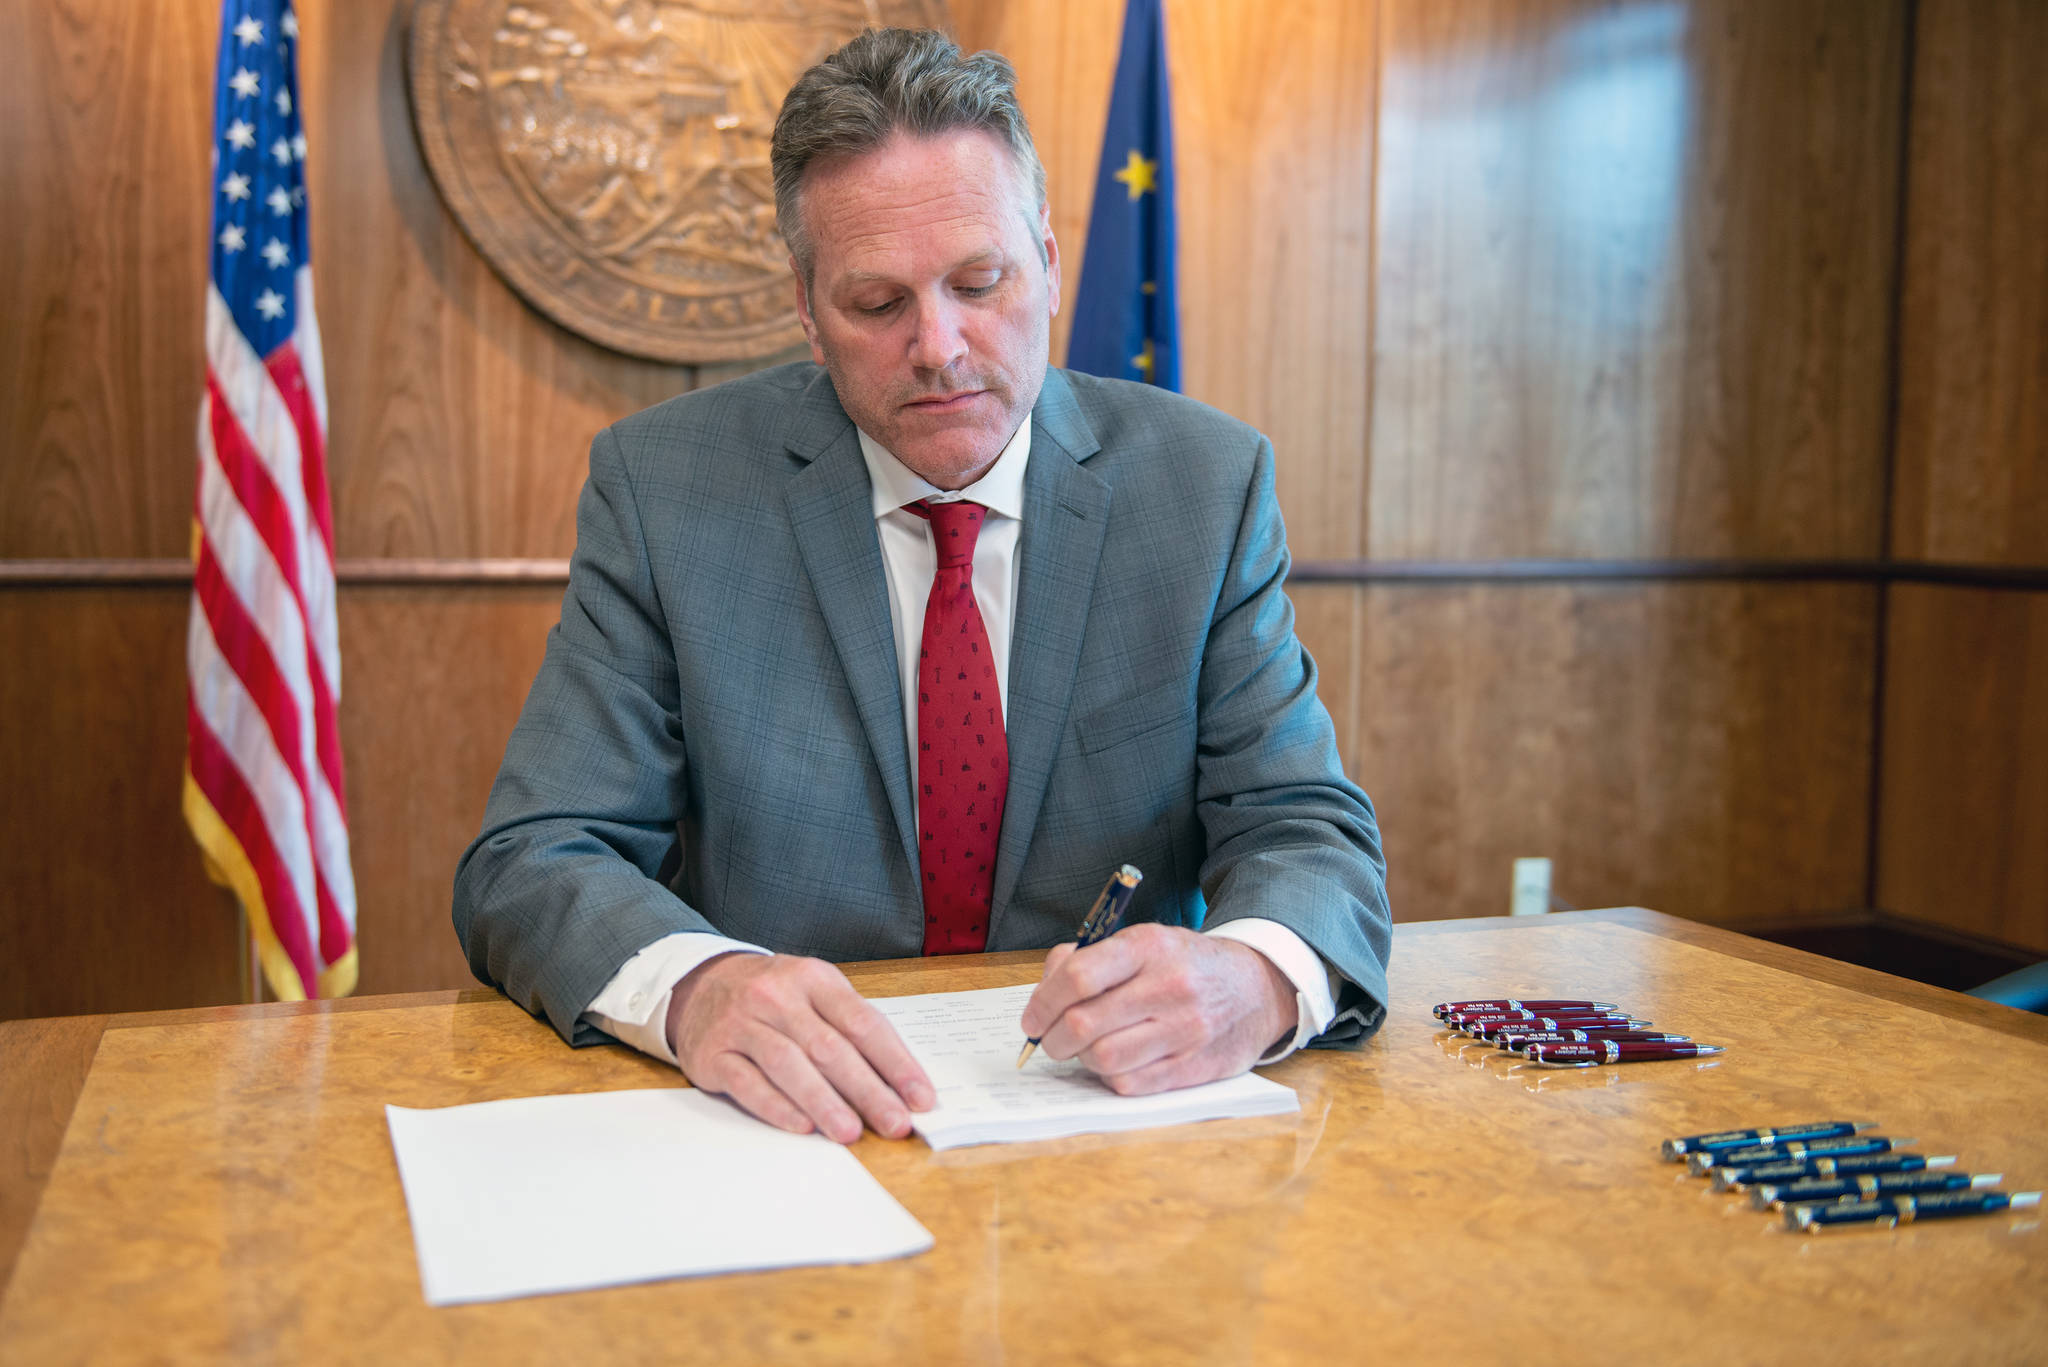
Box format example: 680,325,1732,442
906,297,968,371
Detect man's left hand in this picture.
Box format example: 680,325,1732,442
1017,924,1298,1093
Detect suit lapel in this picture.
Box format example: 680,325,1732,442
991,371,1110,935
782,374,920,880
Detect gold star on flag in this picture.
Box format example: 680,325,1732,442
1133,338,1156,383
1113,149,1159,201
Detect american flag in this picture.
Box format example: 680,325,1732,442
184,0,356,1000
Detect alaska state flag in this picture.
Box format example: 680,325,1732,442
1067,0,1180,391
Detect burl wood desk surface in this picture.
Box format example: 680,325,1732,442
2,910,2044,1364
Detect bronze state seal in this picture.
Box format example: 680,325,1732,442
409,0,948,364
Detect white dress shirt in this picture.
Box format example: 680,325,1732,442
583,420,1339,1066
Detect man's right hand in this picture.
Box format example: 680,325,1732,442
664,952,935,1144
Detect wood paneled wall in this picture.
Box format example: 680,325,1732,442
1335,581,1878,928
2,0,2041,1020
1878,587,2048,954
1876,0,2048,956
0,589,243,1018
1370,0,1902,561
1890,0,2048,567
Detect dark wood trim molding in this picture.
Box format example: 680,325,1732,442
0,558,574,587
1286,559,2048,589
0,559,197,586
4,556,2046,590
336,559,574,583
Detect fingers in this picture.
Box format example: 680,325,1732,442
1020,933,1143,1040
772,998,922,1142
738,1021,872,1143
669,954,928,1144
1049,1008,1178,1079
1093,1046,1216,1097
816,988,936,1113
693,1052,813,1135
1024,926,1296,1094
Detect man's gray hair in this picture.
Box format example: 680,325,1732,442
771,28,1048,284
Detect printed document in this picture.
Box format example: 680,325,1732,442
870,982,1299,1150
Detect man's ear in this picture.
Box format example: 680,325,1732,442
789,256,825,364
1040,202,1061,320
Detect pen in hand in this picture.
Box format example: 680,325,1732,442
1016,864,1144,1068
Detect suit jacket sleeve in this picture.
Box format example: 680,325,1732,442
453,423,711,1045
1193,434,1391,1040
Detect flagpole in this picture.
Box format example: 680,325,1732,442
235,903,260,1004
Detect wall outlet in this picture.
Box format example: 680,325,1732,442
1511,857,1552,916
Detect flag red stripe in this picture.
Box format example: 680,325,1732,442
187,696,318,993
205,368,347,803
263,345,347,803
194,540,308,795
316,876,349,965
310,654,347,813
226,352,344,807
206,372,304,596
198,482,350,965
199,537,350,970
267,342,336,557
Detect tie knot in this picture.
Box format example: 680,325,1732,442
913,499,987,569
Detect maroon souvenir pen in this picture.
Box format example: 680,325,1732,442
1525,1040,1725,1067
1496,1030,1692,1053
1462,1014,1646,1039
1432,999,1620,1020
1444,1006,1635,1028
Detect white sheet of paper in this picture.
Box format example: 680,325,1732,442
385,1088,931,1306
870,983,1299,1150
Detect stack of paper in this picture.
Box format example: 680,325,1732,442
385,1088,931,1305
869,983,1299,1150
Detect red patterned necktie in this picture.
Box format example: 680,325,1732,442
906,499,1007,954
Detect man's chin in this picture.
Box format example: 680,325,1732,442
888,432,1006,489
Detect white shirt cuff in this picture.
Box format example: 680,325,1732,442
580,931,770,1065
1204,918,1340,1064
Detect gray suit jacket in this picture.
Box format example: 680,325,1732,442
454,364,1391,1046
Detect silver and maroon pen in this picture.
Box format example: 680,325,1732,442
1432,999,1619,1020
1496,1029,1690,1053
1445,1006,1631,1026
1525,1039,1724,1067
1455,1013,1645,1037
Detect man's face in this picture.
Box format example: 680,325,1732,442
791,129,1061,490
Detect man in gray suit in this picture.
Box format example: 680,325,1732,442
454,29,1390,1145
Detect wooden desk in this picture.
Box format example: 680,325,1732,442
2,909,2044,1363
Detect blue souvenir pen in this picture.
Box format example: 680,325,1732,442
1786,1189,2040,1231
1685,1134,1908,1175
1016,864,1143,1068
1711,1152,1955,1191
1662,1120,1878,1161
1750,1171,2002,1211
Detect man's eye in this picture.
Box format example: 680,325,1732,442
856,298,901,317
957,280,998,297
